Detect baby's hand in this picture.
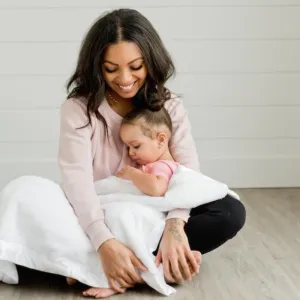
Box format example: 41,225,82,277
116,166,137,180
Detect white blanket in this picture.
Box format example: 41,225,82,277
0,166,239,296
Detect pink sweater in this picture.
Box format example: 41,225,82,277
58,96,200,250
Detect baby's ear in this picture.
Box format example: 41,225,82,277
157,132,167,148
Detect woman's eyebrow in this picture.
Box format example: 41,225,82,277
128,57,143,64
103,57,143,66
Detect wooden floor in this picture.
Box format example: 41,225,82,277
1,188,300,300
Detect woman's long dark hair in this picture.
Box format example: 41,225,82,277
66,8,175,137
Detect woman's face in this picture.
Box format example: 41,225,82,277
102,41,147,98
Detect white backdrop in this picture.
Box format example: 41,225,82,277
0,0,300,188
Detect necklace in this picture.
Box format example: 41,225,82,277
107,92,119,106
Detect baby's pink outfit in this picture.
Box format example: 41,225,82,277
142,160,180,182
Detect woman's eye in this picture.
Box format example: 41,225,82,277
131,65,143,71
133,145,140,149
104,67,117,73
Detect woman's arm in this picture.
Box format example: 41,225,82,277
58,99,114,251
164,96,200,222
166,96,200,172
59,99,147,290
154,96,200,283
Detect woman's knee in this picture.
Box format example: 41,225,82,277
221,195,246,238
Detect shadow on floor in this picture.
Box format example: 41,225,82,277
15,265,158,298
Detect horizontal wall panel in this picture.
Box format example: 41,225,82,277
169,40,300,74
0,110,60,142
0,142,58,160
0,106,299,142
167,73,300,106
1,138,299,162
1,41,300,75
0,75,67,109
199,157,300,188
1,7,300,41
195,138,300,159
1,1,300,8
188,106,300,139
1,73,300,109
0,160,59,190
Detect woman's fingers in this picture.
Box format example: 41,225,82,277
116,277,134,289
127,265,144,284
187,250,199,274
179,253,192,281
131,255,147,272
170,255,184,283
120,270,137,286
108,277,125,293
155,250,162,266
129,255,146,283
163,258,176,283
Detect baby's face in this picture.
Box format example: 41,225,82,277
120,124,161,165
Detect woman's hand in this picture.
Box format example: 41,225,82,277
155,219,200,283
98,239,147,293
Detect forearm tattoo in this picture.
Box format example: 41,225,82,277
167,219,183,242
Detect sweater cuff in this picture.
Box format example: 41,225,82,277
166,208,191,223
86,220,115,251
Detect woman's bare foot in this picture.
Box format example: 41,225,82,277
83,287,122,299
66,277,77,286
192,250,202,267
191,250,202,274
170,250,202,282
181,250,202,276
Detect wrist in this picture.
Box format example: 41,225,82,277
164,219,186,242
165,218,185,229
97,238,116,253
128,167,140,180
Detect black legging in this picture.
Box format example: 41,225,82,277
155,194,246,254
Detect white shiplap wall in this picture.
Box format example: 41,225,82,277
0,0,300,188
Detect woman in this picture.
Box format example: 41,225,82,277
58,8,246,297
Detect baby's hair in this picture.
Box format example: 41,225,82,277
122,108,172,138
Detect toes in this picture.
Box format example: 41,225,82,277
196,255,202,264
95,289,117,298
83,288,118,298
192,250,202,264
83,288,98,297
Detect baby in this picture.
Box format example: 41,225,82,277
79,108,201,298
116,107,179,196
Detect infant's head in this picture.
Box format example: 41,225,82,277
120,108,172,165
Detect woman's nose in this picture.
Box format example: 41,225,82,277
119,69,133,83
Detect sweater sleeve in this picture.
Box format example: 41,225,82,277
165,96,200,223
166,96,200,171
58,99,114,251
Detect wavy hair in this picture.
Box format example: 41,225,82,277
66,8,175,137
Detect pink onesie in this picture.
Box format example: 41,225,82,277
142,160,180,182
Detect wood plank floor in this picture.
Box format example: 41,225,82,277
1,188,300,300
